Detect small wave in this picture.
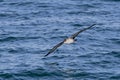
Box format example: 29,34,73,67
109,38,120,44
67,10,110,16
14,69,51,77
7,47,26,53
7,47,46,54
0,13,19,18
0,68,65,79
103,0,120,2
37,3,52,8
72,23,84,27
76,4,96,8
11,69,90,78
67,11,85,15
88,10,111,15
6,2,34,6
110,74,120,79
109,51,120,58
99,51,120,58
0,36,41,42
0,73,13,79
0,70,118,80
0,0,3,2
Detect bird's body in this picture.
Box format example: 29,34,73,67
64,38,74,44
44,24,96,57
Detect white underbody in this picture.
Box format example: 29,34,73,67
64,38,74,44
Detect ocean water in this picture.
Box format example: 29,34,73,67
0,0,120,80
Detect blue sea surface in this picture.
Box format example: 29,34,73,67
0,0,120,80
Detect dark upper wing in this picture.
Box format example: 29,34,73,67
44,41,64,57
70,24,96,39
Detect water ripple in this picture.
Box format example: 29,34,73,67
0,36,42,42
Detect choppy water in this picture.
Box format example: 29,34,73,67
0,0,120,80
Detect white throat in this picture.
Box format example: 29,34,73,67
64,38,74,44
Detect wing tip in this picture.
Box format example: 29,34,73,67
44,54,47,57
86,24,96,30
90,24,96,28
92,24,96,26
44,53,49,57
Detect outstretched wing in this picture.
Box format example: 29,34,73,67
44,41,64,57
70,24,96,39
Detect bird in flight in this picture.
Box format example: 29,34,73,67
44,24,96,57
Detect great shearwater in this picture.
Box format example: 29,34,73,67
44,24,96,57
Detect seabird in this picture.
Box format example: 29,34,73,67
44,24,96,57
